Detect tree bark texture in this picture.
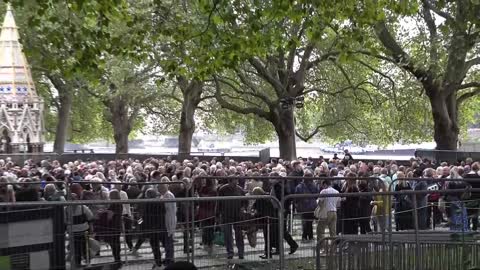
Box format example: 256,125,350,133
108,96,132,156
272,106,296,160
48,75,73,154
53,92,73,154
428,91,459,150
178,79,203,158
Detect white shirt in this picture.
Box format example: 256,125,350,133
119,190,131,216
161,191,177,237
319,187,340,212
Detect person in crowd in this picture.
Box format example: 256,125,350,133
288,160,304,194
316,179,341,251
341,172,360,234
342,149,353,166
0,176,15,202
371,179,391,232
414,169,430,230
65,193,94,268
379,168,392,189
444,171,469,231
141,188,167,269
252,187,277,259
96,190,123,269
218,177,247,259
357,180,372,234
394,172,414,231
158,178,176,266
464,162,480,231
112,181,133,251
270,173,298,254
197,177,217,254
44,183,66,201
295,170,318,241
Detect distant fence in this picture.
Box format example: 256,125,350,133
415,149,480,163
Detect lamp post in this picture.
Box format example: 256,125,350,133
279,95,304,235
278,95,305,158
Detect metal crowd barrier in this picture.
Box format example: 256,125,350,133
1,177,480,270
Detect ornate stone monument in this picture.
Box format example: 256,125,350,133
0,4,44,153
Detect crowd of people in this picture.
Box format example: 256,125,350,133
0,151,479,269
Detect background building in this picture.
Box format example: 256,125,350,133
0,4,44,153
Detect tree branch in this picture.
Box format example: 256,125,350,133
213,76,272,121
249,57,284,95
457,88,480,105
233,69,275,106
215,76,268,108
305,51,339,70
421,0,439,72
198,94,215,102
374,21,432,88
295,121,337,142
295,117,355,142
464,57,480,73
355,59,396,89
422,0,454,22
458,82,480,90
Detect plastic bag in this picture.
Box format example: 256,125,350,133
213,228,224,246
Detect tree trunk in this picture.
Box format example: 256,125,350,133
273,106,297,160
108,97,132,156
113,124,129,155
178,79,203,159
53,92,73,154
428,91,459,150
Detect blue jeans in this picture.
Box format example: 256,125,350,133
224,223,244,258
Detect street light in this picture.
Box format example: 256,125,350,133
279,95,304,235
279,96,304,110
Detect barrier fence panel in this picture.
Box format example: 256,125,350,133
0,195,283,270
285,187,480,270
0,205,65,270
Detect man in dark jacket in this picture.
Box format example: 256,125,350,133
218,178,247,259
270,174,299,255
142,188,171,268
288,160,304,194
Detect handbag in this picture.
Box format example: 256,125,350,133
314,199,327,220
213,226,225,246
88,237,101,258
246,228,257,248
438,197,446,213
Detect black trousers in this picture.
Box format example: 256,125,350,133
301,213,315,240
149,232,173,266
123,215,133,250
271,218,297,250
358,217,372,234
105,234,121,263
263,217,277,256
72,231,87,267
201,218,215,246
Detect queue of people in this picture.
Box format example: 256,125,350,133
0,155,479,269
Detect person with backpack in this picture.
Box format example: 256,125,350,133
64,193,94,268
295,170,319,241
